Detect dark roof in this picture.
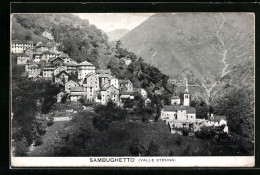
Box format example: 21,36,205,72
119,79,131,84
64,62,78,67
42,51,56,55
50,57,63,62
98,74,110,78
55,70,69,77
96,69,111,74
171,96,180,99
209,115,227,122
70,86,84,92
59,53,69,58
163,105,196,114
66,80,78,85
12,40,33,44
28,65,39,69
119,90,133,95
14,53,29,57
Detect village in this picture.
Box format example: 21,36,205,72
11,30,228,136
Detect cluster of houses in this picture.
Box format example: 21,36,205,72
12,37,228,135
160,80,228,134
12,39,152,107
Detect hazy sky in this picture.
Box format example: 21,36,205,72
75,13,154,32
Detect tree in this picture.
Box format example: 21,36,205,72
145,140,160,156
129,138,145,156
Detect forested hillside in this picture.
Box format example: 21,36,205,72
11,14,175,156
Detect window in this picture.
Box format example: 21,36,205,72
186,115,188,120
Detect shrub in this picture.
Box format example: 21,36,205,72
47,116,54,126
175,135,183,146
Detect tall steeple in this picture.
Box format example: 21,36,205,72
185,77,189,93
183,77,190,106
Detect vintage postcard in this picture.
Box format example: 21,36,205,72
10,12,255,167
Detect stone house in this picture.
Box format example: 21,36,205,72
161,105,196,124
171,96,181,105
119,79,133,92
83,73,99,91
54,70,69,85
36,45,48,52
119,91,134,106
70,87,84,102
100,85,119,105
77,61,96,80
83,84,96,101
41,51,57,63
24,49,34,59
11,40,33,53
65,80,79,93
27,64,41,78
33,53,42,62
54,66,67,76
43,65,55,78
16,53,30,65
64,62,78,73
109,77,119,89
49,57,64,65
99,74,111,88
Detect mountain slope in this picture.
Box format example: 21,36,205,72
106,29,129,41
121,13,254,100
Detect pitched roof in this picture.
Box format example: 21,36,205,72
55,70,69,77
14,53,29,57
163,105,196,114
42,51,56,55
96,69,111,74
98,74,110,78
119,79,132,85
49,57,63,62
59,53,69,58
85,72,97,78
209,115,227,122
171,96,180,99
66,80,78,86
78,61,93,66
70,86,84,92
12,40,33,44
28,65,39,69
119,90,133,95
64,62,78,67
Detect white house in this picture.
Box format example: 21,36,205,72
110,77,119,89
171,96,181,105
65,80,79,93
77,61,96,80
70,87,84,102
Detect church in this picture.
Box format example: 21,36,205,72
160,79,228,134
161,79,197,132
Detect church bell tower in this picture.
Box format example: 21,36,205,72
183,78,190,106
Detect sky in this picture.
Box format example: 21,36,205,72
75,13,154,32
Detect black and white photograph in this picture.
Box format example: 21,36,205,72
10,12,255,167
